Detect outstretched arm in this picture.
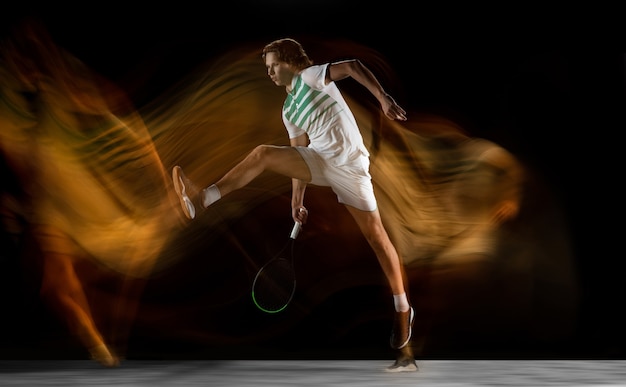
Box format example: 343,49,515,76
327,59,407,121
290,133,309,224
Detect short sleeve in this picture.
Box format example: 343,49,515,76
299,63,329,90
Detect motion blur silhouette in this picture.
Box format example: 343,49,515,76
0,20,183,366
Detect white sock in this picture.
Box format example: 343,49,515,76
393,293,410,312
202,184,221,208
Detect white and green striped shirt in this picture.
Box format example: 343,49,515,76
282,64,369,167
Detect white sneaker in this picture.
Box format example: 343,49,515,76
385,357,418,373
172,165,201,220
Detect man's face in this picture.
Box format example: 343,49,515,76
264,52,294,88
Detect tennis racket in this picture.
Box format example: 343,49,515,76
251,220,302,313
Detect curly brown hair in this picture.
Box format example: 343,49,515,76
262,38,313,70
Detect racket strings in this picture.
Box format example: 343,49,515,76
252,241,297,313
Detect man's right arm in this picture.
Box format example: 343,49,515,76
290,133,309,224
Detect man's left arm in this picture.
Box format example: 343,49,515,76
327,59,407,121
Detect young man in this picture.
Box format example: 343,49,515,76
172,38,416,368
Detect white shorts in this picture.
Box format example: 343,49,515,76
294,146,377,212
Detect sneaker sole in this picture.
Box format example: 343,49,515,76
172,166,196,220
385,362,418,373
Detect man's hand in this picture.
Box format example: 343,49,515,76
293,206,308,225
381,94,407,121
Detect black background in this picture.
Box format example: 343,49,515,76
1,2,624,359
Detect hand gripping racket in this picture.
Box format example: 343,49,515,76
251,221,302,313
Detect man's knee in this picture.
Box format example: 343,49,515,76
251,144,281,160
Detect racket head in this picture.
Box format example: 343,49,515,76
251,256,296,313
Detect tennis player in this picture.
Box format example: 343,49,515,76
172,38,416,370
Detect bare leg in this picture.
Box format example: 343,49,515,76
214,145,311,197
343,206,407,295
343,205,416,355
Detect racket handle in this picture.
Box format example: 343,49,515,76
290,221,302,239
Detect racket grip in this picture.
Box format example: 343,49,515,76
290,221,302,239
